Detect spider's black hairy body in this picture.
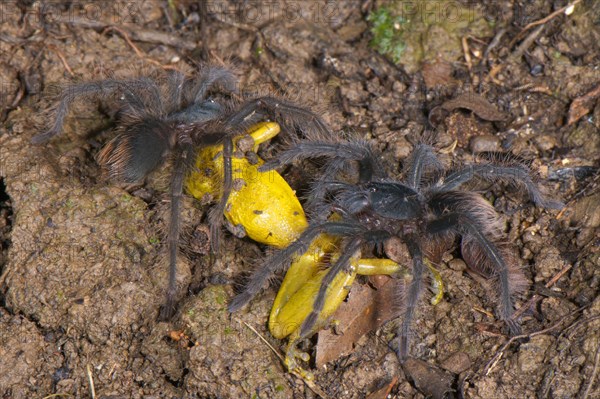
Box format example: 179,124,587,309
33,66,332,320
229,140,563,361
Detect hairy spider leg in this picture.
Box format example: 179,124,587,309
208,137,233,253
258,141,385,180
426,212,521,334
299,238,364,337
191,66,238,103
167,69,235,123
166,71,185,113
403,144,443,189
394,235,425,360
437,164,564,209
161,141,196,319
227,221,366,312
258,141,387,215
224,97,332,140
32,78,164,144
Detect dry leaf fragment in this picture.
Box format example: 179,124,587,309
567,83,600,125
315,278,402,368
441,93,507,121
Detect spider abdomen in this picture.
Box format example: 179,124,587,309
97,119,173,182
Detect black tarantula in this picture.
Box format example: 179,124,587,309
32,66,331,319
229,139,563,359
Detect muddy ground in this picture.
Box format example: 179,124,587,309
0,1,599,398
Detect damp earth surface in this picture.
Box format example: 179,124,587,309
0,1,599,398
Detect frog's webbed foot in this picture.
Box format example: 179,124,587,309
284,333,315,381
424,258,444,305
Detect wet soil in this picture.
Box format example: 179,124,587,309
0,1,599,398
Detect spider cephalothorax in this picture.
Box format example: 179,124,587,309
33,66,332,319
229,139,563,360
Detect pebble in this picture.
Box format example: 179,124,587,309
533,134,557,152
440,352,472,374
470,134,501,153
448,258,467,272
517,335,554,373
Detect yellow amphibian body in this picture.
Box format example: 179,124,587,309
185,122,307,247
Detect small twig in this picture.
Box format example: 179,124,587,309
47,44,74,76
562,315,600,341
555,205,569,220
510,0,582,46
511,24,546,61
54,16,198,50
462,37,473,71
472,306,494,319
484,312,577,375
42,395,73,399
582,340,600,399
102,26,145,58
101,26,180,71
483,28,506,62
240,320,284,363
208,11,259,33
86,364,96,399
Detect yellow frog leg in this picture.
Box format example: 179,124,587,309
424,258,444,305
274,262,357,381
270,255,407,378
269,234,339,337
271,257,405,340
354,258,405,275
243,121,281,149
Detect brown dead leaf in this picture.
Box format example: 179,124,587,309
441,92,507,121
315,277,402,368
366,376,399,399
402,358,455,399
568,83,600,125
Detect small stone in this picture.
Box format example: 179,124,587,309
392,81,407,94
393,137,412,159
440,352,471,374
448,258,467,272
470,135,501,153
533,135,557,152
517,335,554,373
